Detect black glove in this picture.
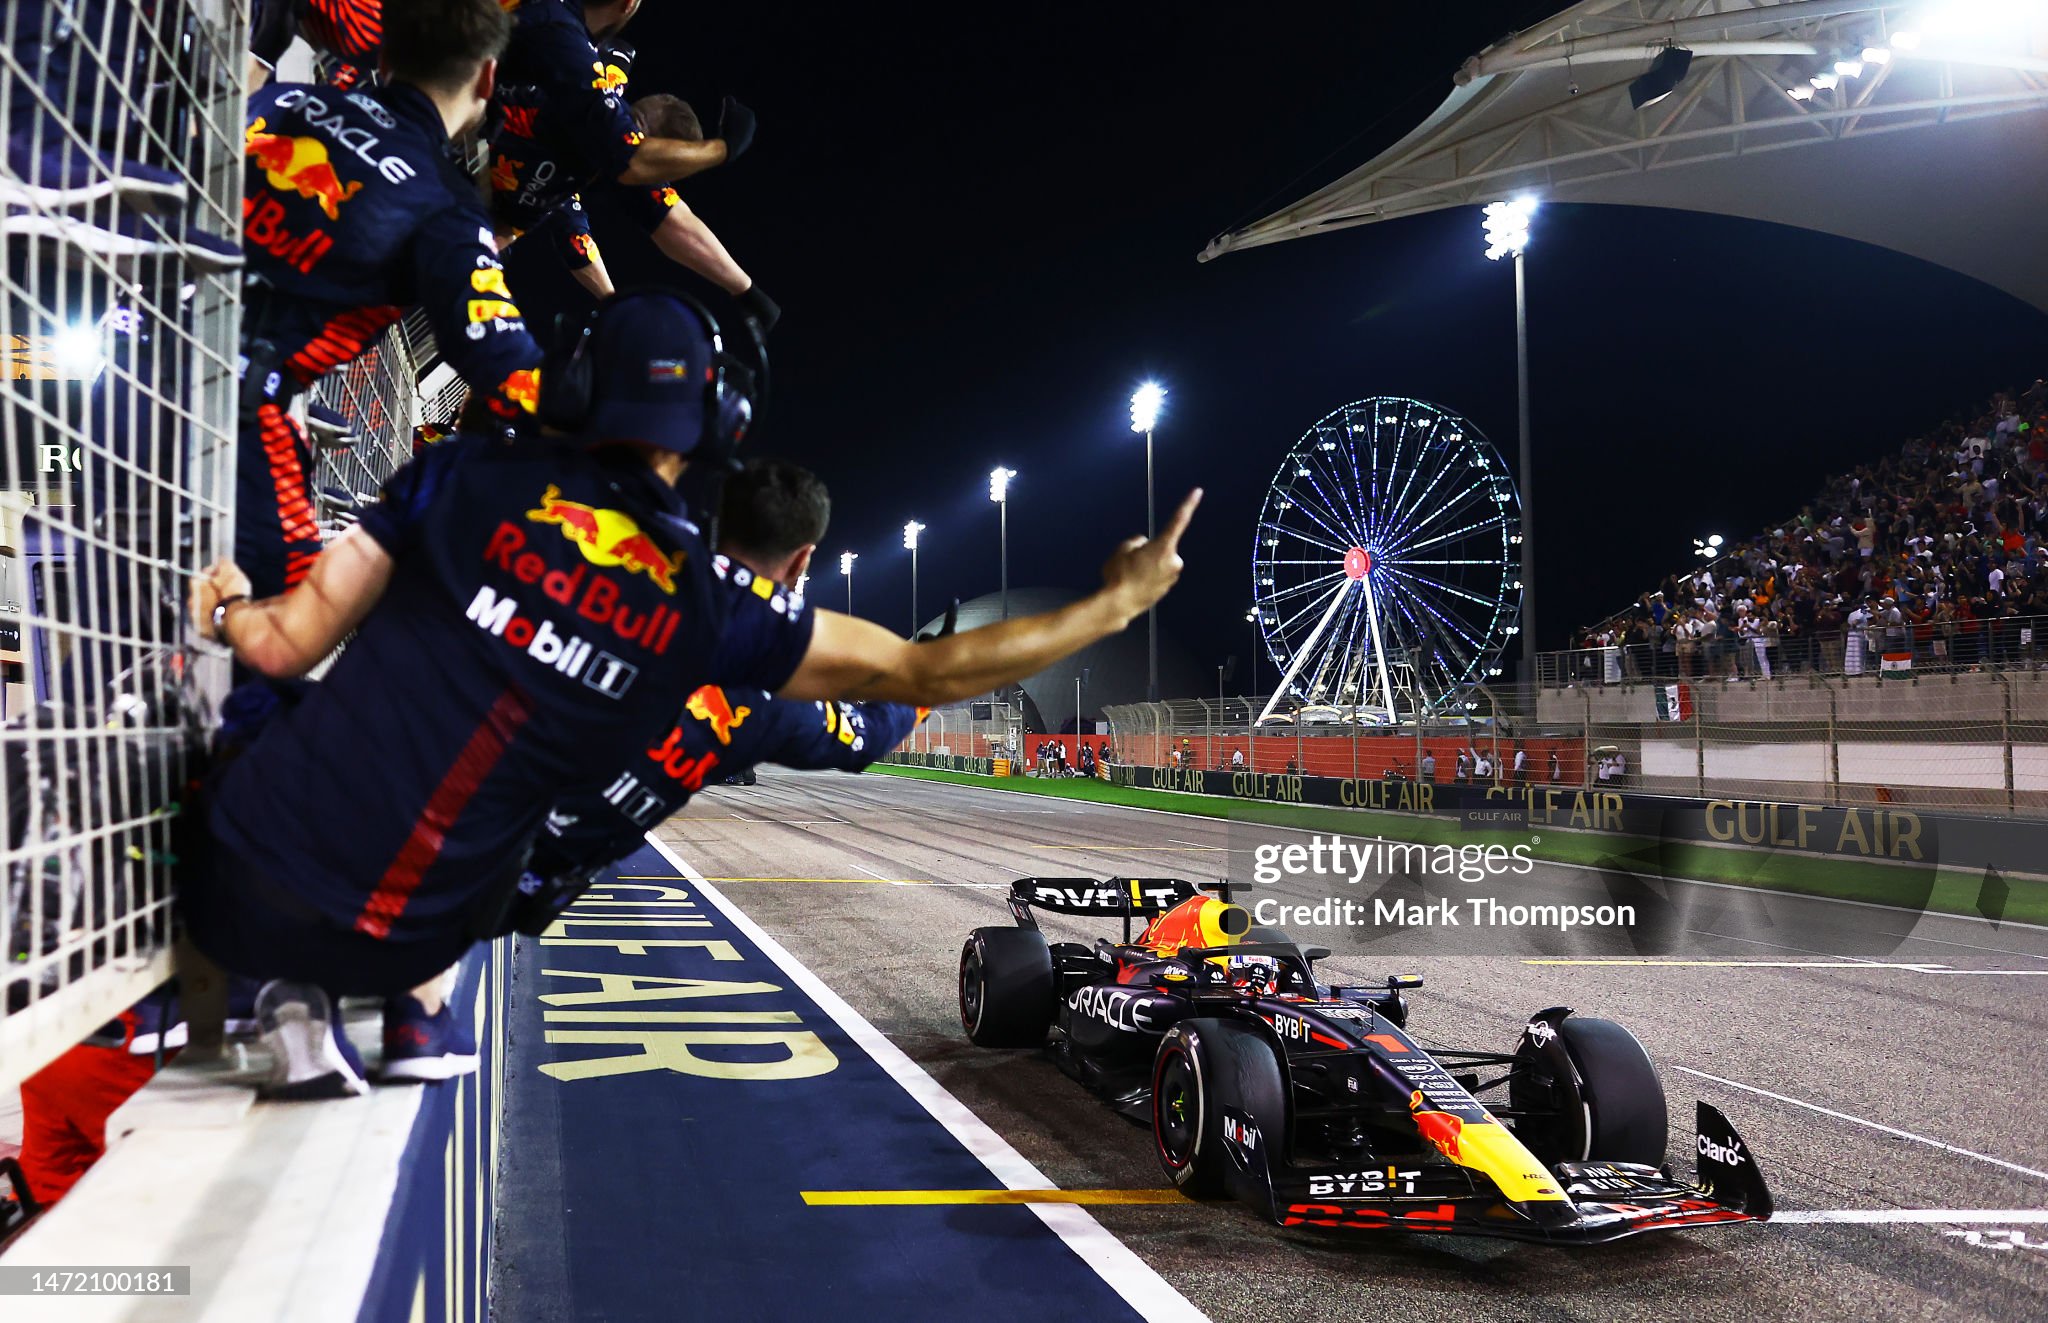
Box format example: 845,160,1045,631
718,96,757,162
736,283,780,337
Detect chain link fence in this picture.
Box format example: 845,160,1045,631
1,0,250,1091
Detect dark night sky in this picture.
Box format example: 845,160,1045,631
504,2,2048,691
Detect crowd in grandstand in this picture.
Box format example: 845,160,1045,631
1573,377,2048,679
4,0,1202,1224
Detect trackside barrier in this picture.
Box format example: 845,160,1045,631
1093,762,2048,880
358,940,511,1323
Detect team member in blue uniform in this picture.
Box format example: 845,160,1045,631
516,460,921,929
491,43,776,330
188,291,1204,1096
239,0,543,597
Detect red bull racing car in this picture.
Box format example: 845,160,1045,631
957,878,1774,1243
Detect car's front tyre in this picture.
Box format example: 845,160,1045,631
1151,1019,1285,1217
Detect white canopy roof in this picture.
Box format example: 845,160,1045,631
1201,1,2048,311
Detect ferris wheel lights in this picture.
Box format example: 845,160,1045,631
1834,57,1865,77
1129,381,1166,434
1810,71,1840,89
1862,46,1893,65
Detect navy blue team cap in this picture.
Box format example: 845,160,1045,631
584,291,715,455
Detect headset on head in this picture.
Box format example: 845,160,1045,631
536,286,765,471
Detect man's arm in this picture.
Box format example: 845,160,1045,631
618,137,728,185
188,527,395,678
647,196,750,295
777,490,1202,705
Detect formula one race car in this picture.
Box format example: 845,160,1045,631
957,878,1774,1244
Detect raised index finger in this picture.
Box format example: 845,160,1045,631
1155,488,1203,553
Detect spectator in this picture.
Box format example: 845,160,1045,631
1230,746,1245,771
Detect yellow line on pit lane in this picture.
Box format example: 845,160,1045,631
803,1188,1191,1207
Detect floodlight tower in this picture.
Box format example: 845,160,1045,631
1483,197,1537,685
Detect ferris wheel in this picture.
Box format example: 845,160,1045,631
1252,397,1521,724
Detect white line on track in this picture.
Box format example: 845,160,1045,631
1672,1065,2048,1184
1774,1210,2048,1224
845,861,894,882
647,837,1209,1323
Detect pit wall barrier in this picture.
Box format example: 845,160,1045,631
358,937,511,1323
1082,762,2046,878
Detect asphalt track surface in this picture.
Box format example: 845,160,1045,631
652,769,2048,1322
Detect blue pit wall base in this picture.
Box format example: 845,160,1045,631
488,840,1202,1323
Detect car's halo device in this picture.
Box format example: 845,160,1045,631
957,877,1774,1243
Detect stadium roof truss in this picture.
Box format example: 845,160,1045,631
1202,1,2048,311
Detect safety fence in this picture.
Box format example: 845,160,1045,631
885,697,1024,767
1540,612,2048,687
1099,695,1559,784
0,0,247,1094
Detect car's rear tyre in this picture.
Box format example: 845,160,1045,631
1151,1019,1285,1217
1512,1015,1668,1166
958,927,1055,1048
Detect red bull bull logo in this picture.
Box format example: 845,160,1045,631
499,369,540,415
686,686,752,744
526,485,686,594
592,61,629,93
1410,1090,1465,1160
246,118,364,221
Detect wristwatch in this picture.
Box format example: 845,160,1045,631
211,594,249,641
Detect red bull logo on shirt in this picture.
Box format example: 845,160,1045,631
526,485,686,593
592,60,629,92
686,686,752,745
246,118,365,221
484,518,686,656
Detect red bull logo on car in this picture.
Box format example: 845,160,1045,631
246,118,364,221
525,485,687,594
1410,1090,1465,1160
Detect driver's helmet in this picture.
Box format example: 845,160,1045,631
1227,951,1279,994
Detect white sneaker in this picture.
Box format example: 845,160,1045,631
256,981,369,1100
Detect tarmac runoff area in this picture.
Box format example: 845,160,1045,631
495,768,2048,1323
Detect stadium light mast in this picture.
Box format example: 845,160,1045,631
903,520,925,638
989,466,1015,620
840,550,857,615
1130,381,1166,699
1483,197,1537,690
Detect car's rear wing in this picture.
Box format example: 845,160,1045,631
1007,877,1203,940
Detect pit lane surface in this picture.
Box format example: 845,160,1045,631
656,769,2048,1322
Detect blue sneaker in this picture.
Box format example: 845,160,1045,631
379,996,479,1082
256,982,369,1100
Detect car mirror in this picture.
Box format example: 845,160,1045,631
1304,946,1332,963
